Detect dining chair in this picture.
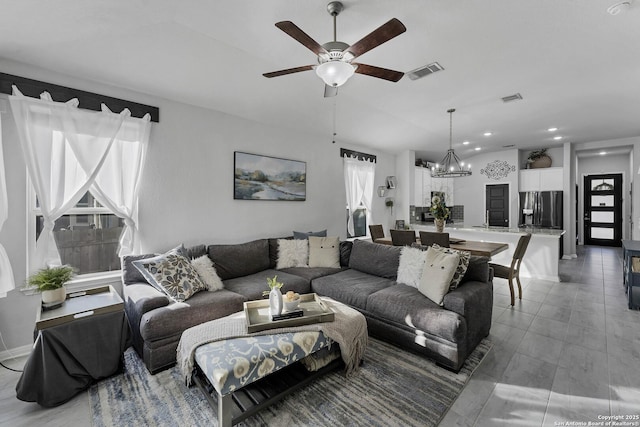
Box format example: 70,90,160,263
418,231,450,248
369,224,385,242
489,233,532,306
390,229,417,246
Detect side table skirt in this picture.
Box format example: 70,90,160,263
16,310,130,407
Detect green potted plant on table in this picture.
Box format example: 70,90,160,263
430,195,450,233
27,265,74,308
264,275,284,317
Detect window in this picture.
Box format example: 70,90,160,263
31,192,124,275
346,205,368,238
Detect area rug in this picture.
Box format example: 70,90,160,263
89,338,491,427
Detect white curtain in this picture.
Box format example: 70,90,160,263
9,87,149,270
0,113,16,297
343,155,375,236
90,105,150,256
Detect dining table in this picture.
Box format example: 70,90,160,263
373,236,509,259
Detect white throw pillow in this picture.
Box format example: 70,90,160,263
431,244,471,290
397,246,427,288
191,255,224,291
277,239,309,269
418,247,460,305
308,236,340,268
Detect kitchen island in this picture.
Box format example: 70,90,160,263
413,224,565,282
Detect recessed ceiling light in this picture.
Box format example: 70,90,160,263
462,141,470,145
553,135,563,140
483,132,492,137
475,147,481,151
547,127,558,132
600,151,607,155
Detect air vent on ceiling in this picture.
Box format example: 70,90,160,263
503,144,515,148
407,62,444,80
501,93,523,103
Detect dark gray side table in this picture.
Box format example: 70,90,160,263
16,285,130,407
622,240,640,310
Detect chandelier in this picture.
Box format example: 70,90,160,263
431,108,472,178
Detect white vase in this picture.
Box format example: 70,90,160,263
42,286,66,306
268,288,283,317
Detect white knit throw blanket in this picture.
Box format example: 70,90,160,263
177,298,368,386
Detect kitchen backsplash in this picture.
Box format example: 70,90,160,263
410,205,464,224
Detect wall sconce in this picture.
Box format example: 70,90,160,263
386,176,396,189
377,186,387,197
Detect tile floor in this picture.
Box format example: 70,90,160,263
1,245,638,426
441,245,640,427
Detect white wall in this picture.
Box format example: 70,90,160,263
0,59,397,351
454,149,520,227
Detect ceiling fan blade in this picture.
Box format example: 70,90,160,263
275,21,328,55
353,63,404,82
345,18,406,59
263,65,315,78
324,85,338,98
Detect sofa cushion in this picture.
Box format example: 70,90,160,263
293,229,327,239
308,236,340,268
276,239,309,269
191,255,224,291
348,239,401,279
132,248,208,302
365,284,465,343
461,256,491,284
339,241,353,267
396,246,426,288
311,269,395,310
418,247,460,305
223,269,311,301
185,244,207,260
279,267,343,282
208,239,270,280
122,253,156,285
139,289,246,342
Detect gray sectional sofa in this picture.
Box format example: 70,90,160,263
122,238,493,374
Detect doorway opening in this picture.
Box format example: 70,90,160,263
486,183,509,227
583,173,622,247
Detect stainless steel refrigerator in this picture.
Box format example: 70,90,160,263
519,191,563,229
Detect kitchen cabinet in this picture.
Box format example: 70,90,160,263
413,167,432,207
519,167,563,192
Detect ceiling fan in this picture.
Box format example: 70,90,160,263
263,1,406,97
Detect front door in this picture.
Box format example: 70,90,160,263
584,174,622,247
486,184,509,227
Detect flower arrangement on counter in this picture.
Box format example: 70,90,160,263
429,195,450,220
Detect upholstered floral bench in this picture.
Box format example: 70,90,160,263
177,300,367,427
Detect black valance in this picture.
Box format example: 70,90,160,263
340,148,376,163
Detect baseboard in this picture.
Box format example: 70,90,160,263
0,343,32,362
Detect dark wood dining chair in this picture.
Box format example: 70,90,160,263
390,229,417,246
489,233,532,306
419,231,450,248
369,224,385,242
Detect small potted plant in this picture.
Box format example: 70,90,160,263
385,198,394,215
527,148,551,168
430,195,450,233
27,265,74,307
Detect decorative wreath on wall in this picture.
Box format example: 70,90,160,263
480,160,516,180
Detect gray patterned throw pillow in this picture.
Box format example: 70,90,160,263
132,246,208,302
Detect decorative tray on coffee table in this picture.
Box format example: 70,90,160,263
243,293,335,333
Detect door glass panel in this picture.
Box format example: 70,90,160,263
592,179,614,191
591,227,614,239
591,211,614,223
591,195,613,207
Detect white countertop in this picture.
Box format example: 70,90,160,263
413,223,565,237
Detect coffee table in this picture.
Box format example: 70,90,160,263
189,298,365,427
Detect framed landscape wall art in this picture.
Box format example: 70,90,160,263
234,152,306,201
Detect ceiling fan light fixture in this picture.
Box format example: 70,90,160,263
315,61,356,87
